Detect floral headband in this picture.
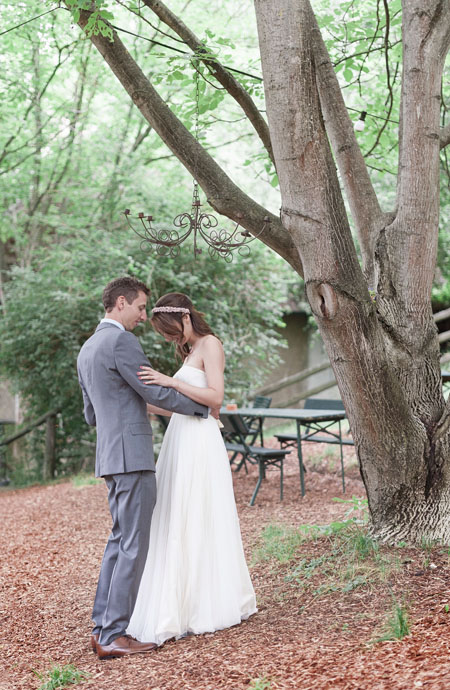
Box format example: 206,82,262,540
152,306,190,314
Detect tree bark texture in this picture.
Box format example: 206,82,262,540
254,0,450,542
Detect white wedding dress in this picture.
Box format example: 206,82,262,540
127,364,257,645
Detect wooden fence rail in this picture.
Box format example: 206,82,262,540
434,307,450,324
251,361,332,398
0,409,60,481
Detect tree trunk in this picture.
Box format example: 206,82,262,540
254,0,450,543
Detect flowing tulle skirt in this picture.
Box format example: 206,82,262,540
127,369,256,645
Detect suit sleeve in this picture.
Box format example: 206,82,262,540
114,331,208,419
77,368,96,426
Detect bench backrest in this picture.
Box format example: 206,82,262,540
304,398,345,411
252,395,272,409
220,414,238,436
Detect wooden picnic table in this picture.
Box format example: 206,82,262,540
220,406,347,497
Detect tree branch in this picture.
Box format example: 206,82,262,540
306,0,386,285
394,1,450,304
440,122,450,149
363,0,397,159
140,0,274,163
254,0,367,298
73,8,300,274
143,133,253,164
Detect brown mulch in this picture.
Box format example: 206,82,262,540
1,444,450,690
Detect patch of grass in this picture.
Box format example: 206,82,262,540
253,523,305,563
71,473,102,488
420,536,438,552
255,501,402,605
249,677,273,690
313,575,368,596
281,517,400,598
34,664,88,690
350,531,379,559
376,599,410,642
287,554,329,580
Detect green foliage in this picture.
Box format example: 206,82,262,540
33,663,88,690
349,531,379,560
332,495,369,525
66,0,114,40
0,1,296,483
3,0,449,300
0,228,288,481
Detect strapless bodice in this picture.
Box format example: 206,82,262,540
173,364,207,388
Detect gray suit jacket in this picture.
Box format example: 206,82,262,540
77,322,207,477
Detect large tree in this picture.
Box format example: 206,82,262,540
63,0,450,543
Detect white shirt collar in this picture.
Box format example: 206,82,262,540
100,317,125,331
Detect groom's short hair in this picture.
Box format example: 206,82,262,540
103,276,150,311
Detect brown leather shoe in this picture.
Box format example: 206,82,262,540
97,635,157,660
90,633,99,653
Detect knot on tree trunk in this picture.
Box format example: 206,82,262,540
306,281,338,320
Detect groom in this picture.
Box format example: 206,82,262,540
77,276,208,659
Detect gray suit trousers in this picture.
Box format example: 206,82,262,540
92,471,156,645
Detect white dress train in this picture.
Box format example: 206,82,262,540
127,364,257,645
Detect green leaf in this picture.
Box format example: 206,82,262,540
343,67,353,82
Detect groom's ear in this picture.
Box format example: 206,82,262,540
116,295,126,310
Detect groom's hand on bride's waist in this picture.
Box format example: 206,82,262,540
210,406,220,419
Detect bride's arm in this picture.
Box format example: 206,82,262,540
146,404,173,416
138,337,225,408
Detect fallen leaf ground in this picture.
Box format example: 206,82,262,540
1,444,450,690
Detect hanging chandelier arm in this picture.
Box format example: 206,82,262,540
73,8,302,274
140,0,274,164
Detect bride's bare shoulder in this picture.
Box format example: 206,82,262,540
200,334,224,356
201,334,222,346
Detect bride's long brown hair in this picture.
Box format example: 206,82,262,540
150,293,218,360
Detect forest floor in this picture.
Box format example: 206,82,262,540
1,442,450,690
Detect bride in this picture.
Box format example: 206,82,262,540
127,292,257,646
